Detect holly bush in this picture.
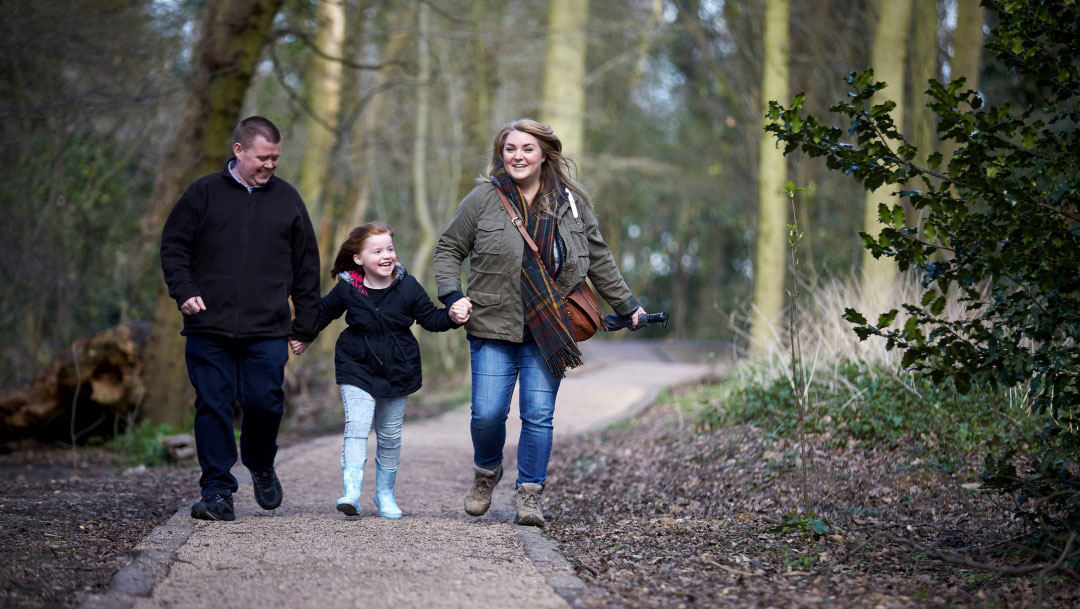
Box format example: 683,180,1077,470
765,0,1079,545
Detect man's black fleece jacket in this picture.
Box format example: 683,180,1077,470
160,162,321,342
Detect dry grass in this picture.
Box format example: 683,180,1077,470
732,272,1027,413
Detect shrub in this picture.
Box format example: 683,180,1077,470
765,0,1079,540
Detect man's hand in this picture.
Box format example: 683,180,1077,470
449,297,472,324
629,306,647,329
289,340,309,355
180,296,206,316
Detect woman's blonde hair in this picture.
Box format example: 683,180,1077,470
487,118,591,212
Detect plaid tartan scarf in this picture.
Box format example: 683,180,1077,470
491,163,582,378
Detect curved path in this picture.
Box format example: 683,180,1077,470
82,340,712,609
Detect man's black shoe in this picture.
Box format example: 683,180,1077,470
191,494,235,521
251,468,283,510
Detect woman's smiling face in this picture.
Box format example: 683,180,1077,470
502,129,545,186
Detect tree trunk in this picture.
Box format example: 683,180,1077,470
337,2,415,246
749,0,791,356
859,0,913,317
540,0,589,160
409,3,436,284
942,0,984,166
138,0,284,427
297,0,347,281
908,0,938,228
951,0,984,88
457,0,499,200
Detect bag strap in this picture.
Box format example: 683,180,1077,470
495,189,539,254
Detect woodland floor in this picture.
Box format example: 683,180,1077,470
543,386,1080,608
0,441,196,609
2,385,1078,609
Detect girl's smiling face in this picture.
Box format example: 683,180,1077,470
353,233,396,285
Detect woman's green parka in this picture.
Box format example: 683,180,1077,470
433,182,640,342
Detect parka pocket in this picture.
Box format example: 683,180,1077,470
566,221,589,258
467,290,502,308
474,219,504,254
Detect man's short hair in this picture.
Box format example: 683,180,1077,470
233,116,281,149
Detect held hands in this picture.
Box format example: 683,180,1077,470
449,297,472,324
289,339,309,355
180,296,206,315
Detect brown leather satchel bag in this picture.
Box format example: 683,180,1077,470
496,190,604,341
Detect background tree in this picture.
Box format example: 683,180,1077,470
541,0,590,161
295,0,348,278
858,0,913,316
139,0,285,426
749,0,791,355
942,0,985,166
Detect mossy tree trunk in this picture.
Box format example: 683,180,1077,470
138,0,285,427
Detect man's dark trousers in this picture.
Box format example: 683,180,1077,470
185,334,289,499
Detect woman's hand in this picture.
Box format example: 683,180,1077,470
449,297,472,324
629,306,647,329
289,339,309,355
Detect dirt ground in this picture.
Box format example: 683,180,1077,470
0,441,197,609
542,388,1080,608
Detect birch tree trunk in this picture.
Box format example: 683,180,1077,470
540,0,589,160
749,0,790,356
138,0,285,426
297,0,347,280
859,0,913,317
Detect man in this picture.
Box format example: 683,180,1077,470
160,116,320,521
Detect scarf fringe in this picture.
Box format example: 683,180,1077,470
540,342,584,379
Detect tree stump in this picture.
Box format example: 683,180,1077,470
0,322,148,441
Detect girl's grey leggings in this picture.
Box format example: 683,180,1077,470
339,384,407,471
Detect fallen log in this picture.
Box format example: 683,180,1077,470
0,322,148,441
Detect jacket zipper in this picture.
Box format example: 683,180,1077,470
233,189,253,336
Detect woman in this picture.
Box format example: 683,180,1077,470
433,118,646,527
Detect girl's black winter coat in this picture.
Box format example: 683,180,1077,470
315,267,460,398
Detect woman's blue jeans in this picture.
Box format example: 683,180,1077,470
468,335,561,487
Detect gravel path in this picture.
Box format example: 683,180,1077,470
82,341,711,609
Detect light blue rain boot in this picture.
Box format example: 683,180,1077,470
373,466,402,519
336,462,365,516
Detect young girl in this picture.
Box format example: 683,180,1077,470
292,222,470,518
